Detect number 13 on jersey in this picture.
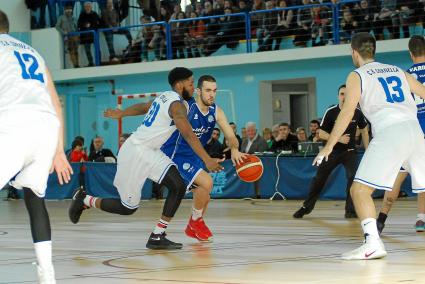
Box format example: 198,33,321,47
378,76,405,103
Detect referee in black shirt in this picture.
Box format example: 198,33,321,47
293,85,369,219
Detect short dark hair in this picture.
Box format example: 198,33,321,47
310,119,320,125
0,10,9,33
229,122,236,126
338,84,346,93
197,75,216,89
408,35,425,58
71,139,83,150
213,127,221,134
279,122,290,128
74,136,85,144
351,32,376,59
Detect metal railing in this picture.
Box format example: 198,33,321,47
60,1,424,68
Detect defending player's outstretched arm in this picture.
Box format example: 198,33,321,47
103,101,153,119
405,71,425,100
215,107,246,165
169,101,224,173
46,69,73,185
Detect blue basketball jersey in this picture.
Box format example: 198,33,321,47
162,97,217,159
407,62,425,133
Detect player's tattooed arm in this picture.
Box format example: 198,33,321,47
170,101,224,172
104,101,153,119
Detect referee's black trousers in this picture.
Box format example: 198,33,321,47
302,150,357,214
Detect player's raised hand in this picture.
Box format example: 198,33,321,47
338,134,350,144
205,157,224,173
312,146,332,167
231,149,247,166
50,151,74,185
103,108,123,119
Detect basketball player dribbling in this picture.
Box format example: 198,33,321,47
313,32,425,260
69,67,223,250
376,35,425,234
104,75,246,242
0,10,73,283
161,74,246,242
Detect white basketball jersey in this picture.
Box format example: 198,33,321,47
0,34,55,115
131,91,186,149
355,61,417,134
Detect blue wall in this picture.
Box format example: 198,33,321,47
59,50,412,151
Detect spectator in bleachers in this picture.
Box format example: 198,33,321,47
263,127,273,148
159,5,171,21
308,119,320,141
250,0,266,38
296,127,308,142
203,7,241,56
123,15,162,62
241,126,247,140
195,2,204,15
238,0,251,13
293,0,313,47
256,0,278,51
56,4,80,68
185,11,206,57
339,8,358,42
88,136,116,162
137,0,160,20
241,122,269,153
205,128,224,158
170,3,183,20
101,0,133,62
310,1,329,46
78,1,101,66
355,0,374,34
203,0,220,37
118,133,130,150
230,122,242,147
271,123,279,143
394,0,416,38
170,11,188,59
185,4,194,18
373,0,398,40
270,122,298,152
259,0,294,51
26,0,45,29
69,139,89,162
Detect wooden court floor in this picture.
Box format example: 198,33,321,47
1,198,425,284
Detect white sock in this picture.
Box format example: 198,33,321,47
34,241,53,269
192,207,203,221
153,219,168,235
417,213,425,221
361,218,380,241
83,195,98,208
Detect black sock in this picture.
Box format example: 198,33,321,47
377,212,387,223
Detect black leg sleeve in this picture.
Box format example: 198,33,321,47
100,198,138,215
159,165,186,218
303,152,343,210
23,188,51,243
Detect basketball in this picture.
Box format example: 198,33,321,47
235,155,264,182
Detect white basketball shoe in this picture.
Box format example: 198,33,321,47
341,236,387,260
37,265,56,284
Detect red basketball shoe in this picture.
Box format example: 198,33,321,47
185,217,213,242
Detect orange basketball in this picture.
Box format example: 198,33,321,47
235,154,264,182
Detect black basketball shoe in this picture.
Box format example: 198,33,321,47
293,206,312,218
146,232,183,250
69,188,87,224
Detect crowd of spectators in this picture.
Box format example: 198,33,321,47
26,0,425,67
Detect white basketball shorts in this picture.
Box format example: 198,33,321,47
354,120,425,192
0,111,59,197
113,136,174,209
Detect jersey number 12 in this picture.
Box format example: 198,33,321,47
378,76,404,103
14,51,45,83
